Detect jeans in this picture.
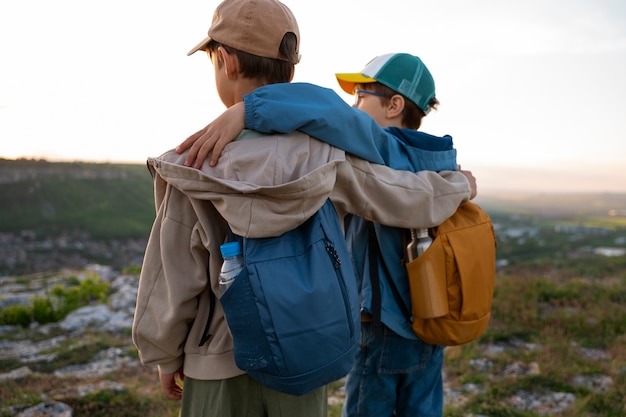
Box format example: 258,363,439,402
342,322,444,417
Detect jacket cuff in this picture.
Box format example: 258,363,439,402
158,357,184,375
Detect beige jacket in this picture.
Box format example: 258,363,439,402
132,131,470,380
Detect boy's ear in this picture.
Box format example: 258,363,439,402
218,46,239,80
386,94,405,119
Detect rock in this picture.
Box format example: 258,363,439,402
571,374,614,393
58,304,132,333
508,390,576,415
50,380,126,398
15,401,73,417
0,366,33,381
53,347,140,379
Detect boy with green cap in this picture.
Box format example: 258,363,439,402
335,53,447,417
133,0,475,416
176,53,462,417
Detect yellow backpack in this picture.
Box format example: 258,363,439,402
406,202,497,345
369,202,497,346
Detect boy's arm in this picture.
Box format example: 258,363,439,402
177,84,388,168
332,157,475,228
132,178,208,382
244,83,390,164
177,83,456,171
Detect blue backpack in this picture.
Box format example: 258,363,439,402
207,199,360,396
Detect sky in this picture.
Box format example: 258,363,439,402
1,0,625,195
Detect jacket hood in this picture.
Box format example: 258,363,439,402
383,127,457,172
385,127,453,151
148,131,346,237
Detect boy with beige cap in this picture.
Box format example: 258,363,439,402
133,1,475,416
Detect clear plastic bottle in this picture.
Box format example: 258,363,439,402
406,228,433,261
219,242,244,292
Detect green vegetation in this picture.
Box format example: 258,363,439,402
0,304,31,327
441,269,626,416
65,389,180,417
0,276,109,327
327,379,346,417
486,208,626,272
0,332,180,417
0,158,154,239
122,264,143,275
1,161,625,416
4,266,622,416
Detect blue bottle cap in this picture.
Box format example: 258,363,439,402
220,242,241,258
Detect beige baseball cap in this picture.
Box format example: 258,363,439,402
187,0,300,62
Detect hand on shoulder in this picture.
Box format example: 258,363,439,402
176,102,246,168
458,165,477,200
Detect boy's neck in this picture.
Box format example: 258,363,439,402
232,79,273,105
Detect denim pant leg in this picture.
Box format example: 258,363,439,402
342,322,444,417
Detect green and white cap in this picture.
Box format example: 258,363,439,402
335,53,436,114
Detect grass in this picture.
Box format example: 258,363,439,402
0,367,181,417
442,269,626,416
0,263,626,417
1,267,625,416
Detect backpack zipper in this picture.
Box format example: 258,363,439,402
325,239,355,338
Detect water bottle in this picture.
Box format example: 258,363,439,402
406,228,432,262
219,242,244,292
406,228,446,318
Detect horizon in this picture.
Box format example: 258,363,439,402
3,156,625,197
2,0,626,194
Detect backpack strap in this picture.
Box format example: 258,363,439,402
367,224,412,331
367,222,383,336
198,218,245,347
198,288,215,346
199,259,216,346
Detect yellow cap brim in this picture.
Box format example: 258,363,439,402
335,72,377,95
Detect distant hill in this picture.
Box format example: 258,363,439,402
2,158,625,239
2,159,625,276
0,158,154,239
477,192,626,218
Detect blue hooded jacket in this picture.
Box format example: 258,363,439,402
244,83,457,172
243,82,459,340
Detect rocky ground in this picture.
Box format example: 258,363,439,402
0,266,620,416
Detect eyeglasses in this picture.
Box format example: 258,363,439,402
353,89,386,107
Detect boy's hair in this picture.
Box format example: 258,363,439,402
207,32,298,84
358,83,439,130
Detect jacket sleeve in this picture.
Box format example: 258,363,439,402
243,83,411,166
244,83,458,172
132,176,209,374
331,156,471,228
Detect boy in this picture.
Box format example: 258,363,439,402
337,54,449,417
133,2,473,417
176,53,460,416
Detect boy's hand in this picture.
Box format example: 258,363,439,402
176,102,246,168
458,165,477,200
159,366,184,400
